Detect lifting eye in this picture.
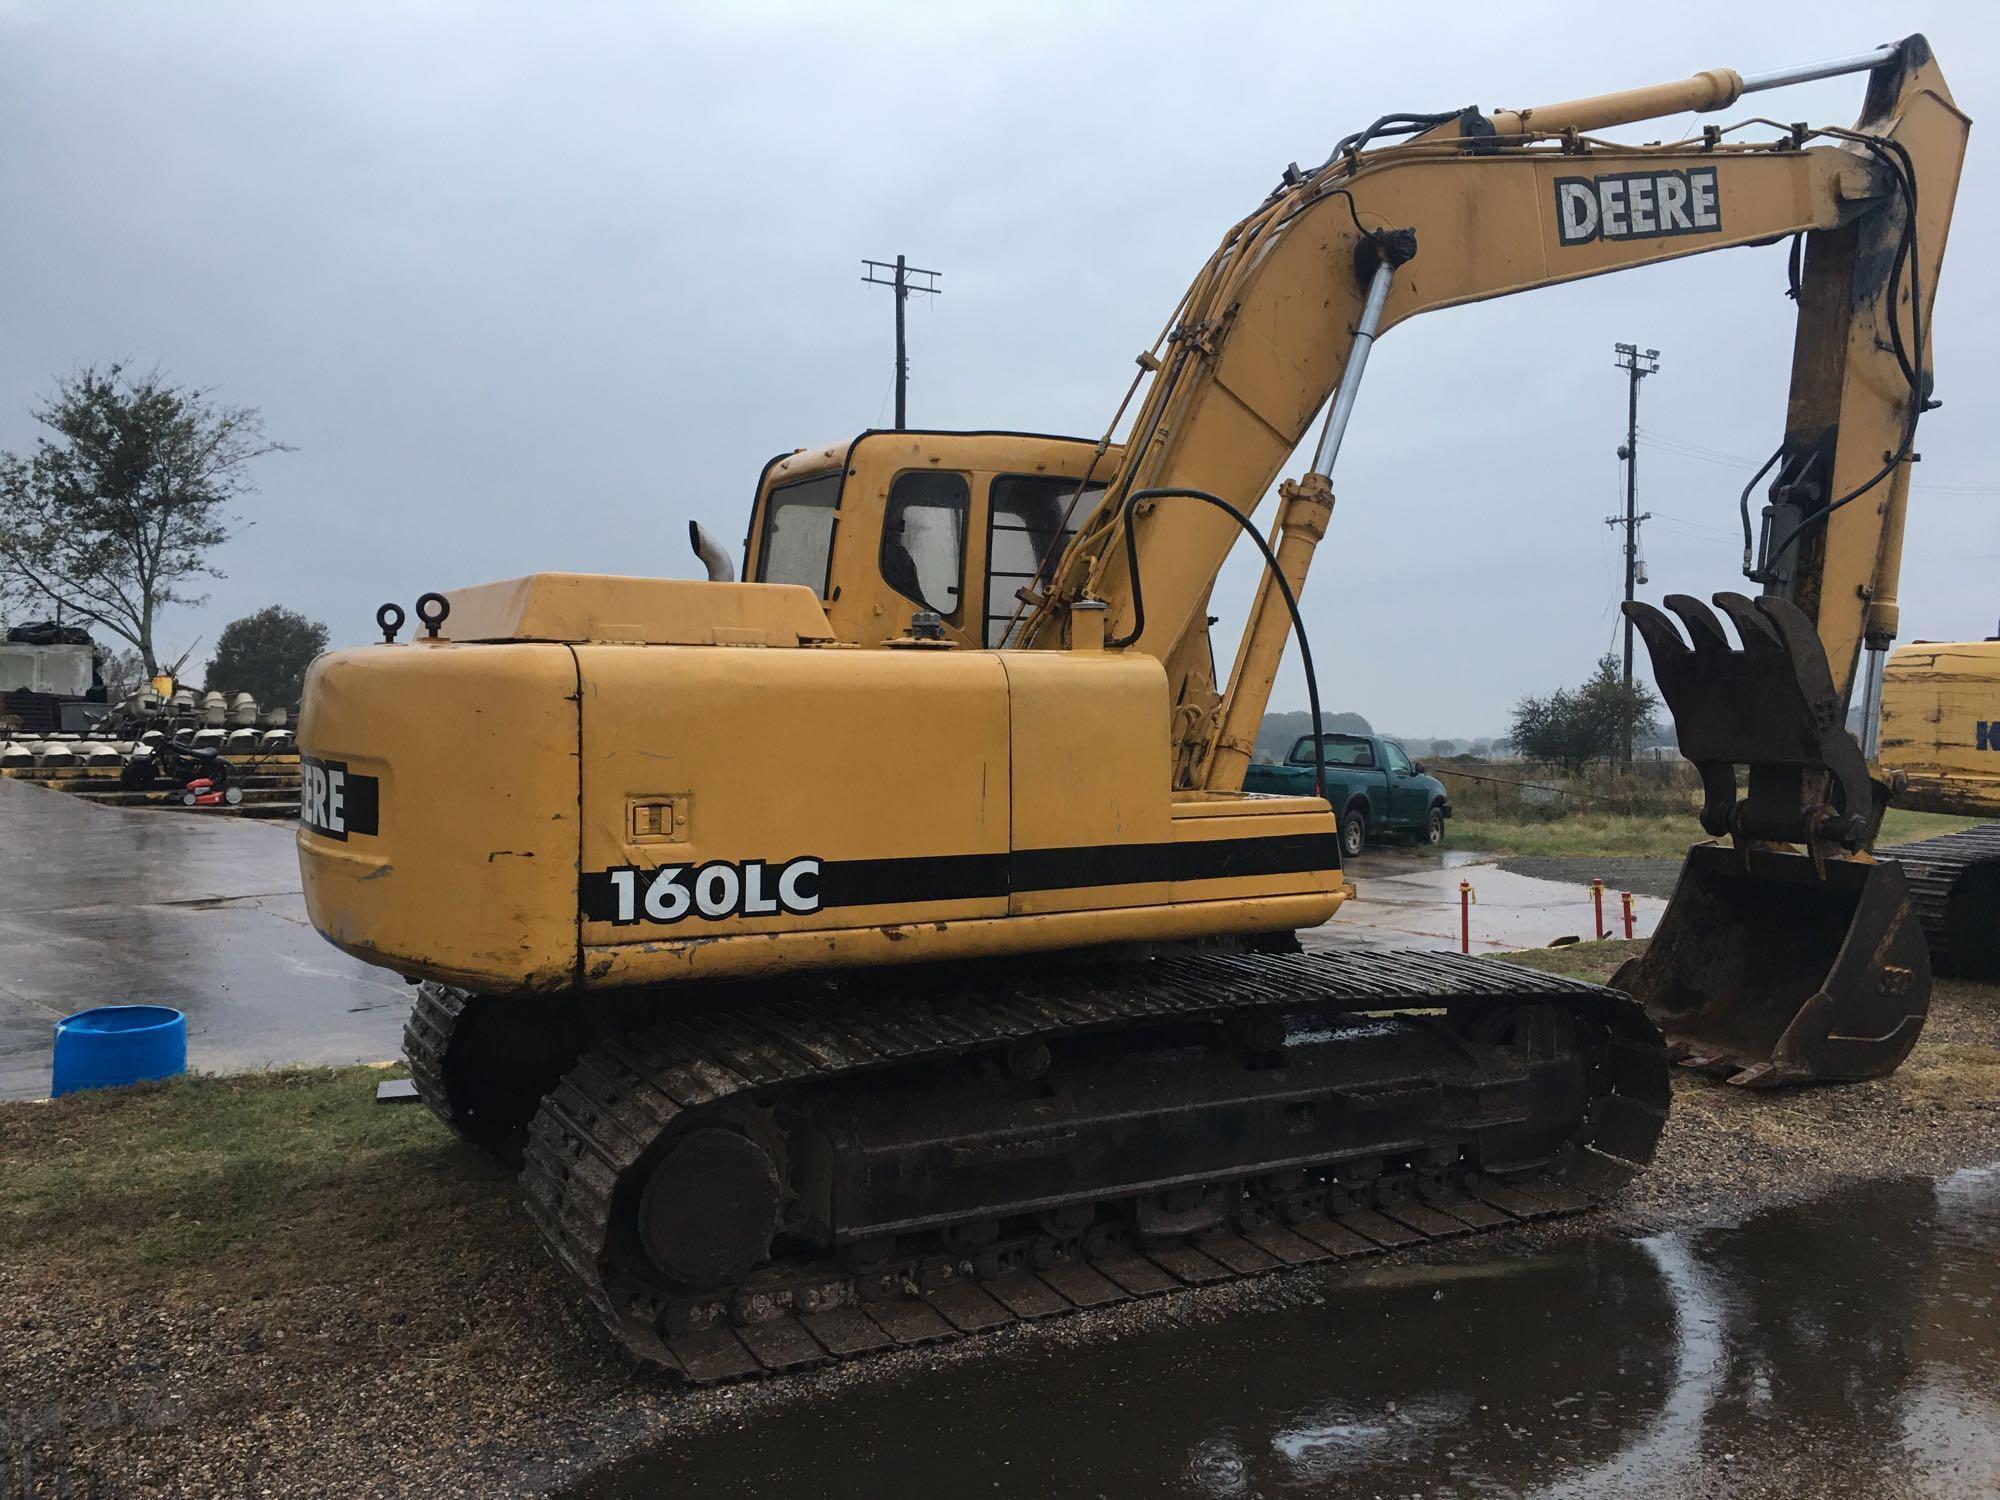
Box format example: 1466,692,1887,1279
415,592,451,639
376,602,406,643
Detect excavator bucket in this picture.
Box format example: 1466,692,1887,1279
1611,845,1929,1086
1615,592,1932,1086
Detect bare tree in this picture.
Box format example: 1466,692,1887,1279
0,364,291,673
97,646,148,703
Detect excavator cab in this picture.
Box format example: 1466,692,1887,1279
1617,593,1930,1085
742,433,1114,652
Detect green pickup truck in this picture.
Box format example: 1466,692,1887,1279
1242,732,1452,857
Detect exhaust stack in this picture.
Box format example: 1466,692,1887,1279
689,521,736,583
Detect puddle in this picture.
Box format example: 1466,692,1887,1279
570,1167,2000,1498
1307,848,1666,954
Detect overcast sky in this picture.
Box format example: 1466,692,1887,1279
2,1,1993,736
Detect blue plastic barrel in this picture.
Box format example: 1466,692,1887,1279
51,1005,187,1096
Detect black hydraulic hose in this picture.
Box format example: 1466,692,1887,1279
1762,133,1925,570
1317,110,1460,172
1103,486,1328,804
1737,443,1786,574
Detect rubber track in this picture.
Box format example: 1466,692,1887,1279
519,947,1668,1383
1880,821,2000,973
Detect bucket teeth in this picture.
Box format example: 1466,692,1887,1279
1621,591,1872,846
1662,593,1732,656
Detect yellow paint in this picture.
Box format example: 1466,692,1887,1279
1879,638,2000,815
298,641,580,991
299,625,1343,993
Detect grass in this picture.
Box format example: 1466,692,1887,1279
1879,808,1990,845
0,1066,512,1300
1448,812,1698,859
1494,938,1643,983
1446,807,1987,860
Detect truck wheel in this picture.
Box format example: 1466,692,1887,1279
1424,806,1446,846
1341,807,1367,859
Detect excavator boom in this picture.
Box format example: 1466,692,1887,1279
1014,38,1962,801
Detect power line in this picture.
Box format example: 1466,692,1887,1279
1641,424,2000,495
1648,509,1738,538
1636,426,1758,465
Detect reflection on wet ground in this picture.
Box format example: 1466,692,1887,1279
576,1168,2000,1499
0,778,405,1098
1309,846,1666,955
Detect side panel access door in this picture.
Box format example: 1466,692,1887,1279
574,643,1010,984
1001,651,1173,915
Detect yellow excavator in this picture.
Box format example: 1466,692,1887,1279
298,38,1963,1378
1873,632,2000,975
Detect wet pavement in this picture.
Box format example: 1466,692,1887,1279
0,780,1656,1100
1315,845,1666,955
571,1166,2000,1499
0,777,407,1100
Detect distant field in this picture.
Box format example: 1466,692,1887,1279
1446,807,1986,860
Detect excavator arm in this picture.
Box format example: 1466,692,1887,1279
1022,37,1964,806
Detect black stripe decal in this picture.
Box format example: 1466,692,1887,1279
1011,832,1339,891
819,853,1009,908
579,833,1338,922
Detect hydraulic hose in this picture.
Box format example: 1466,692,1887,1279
1103,486,1328,803
1760,133,1926,570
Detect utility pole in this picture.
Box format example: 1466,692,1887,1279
1608,341,1659,767
861,256,941,429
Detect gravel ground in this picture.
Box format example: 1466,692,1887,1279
4,963,1998,1498
1498,854,1685,900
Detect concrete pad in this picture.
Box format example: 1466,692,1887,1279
0,777,408,1100
1304,845,1666,956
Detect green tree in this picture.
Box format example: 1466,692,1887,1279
1579,652,1661,766
0,364,291,673
1510,655,1660,774
204,605,328,707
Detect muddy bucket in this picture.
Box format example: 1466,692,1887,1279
1611,844,1929,1087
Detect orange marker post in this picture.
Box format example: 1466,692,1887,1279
1591,878,1606,940
1459,880,1475,954
1621,889,1636,940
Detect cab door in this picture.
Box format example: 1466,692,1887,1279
1381,740,1426,828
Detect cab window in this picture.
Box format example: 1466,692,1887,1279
1384,741,1414,775
881,471,968,618
1292,733,1375,768
756,473,841,595
985,475,1103,646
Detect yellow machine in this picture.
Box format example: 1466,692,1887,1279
299,39,1962,1379
1874,633,2000,974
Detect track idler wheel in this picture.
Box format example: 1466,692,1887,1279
637,1128,782,1287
